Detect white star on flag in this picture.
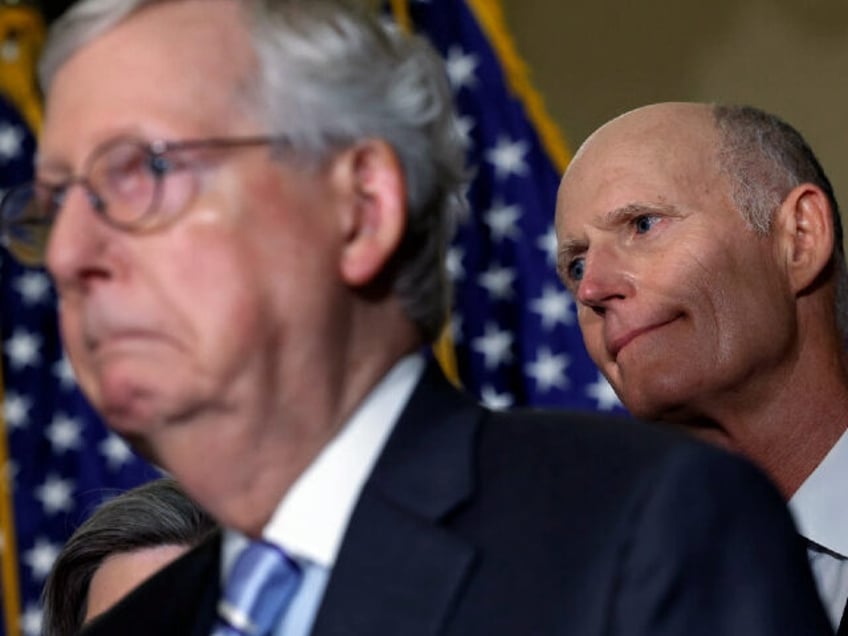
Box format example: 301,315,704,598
485,136,529,180
46,414,84,454
22,538,60,581
35,475,75,515
445,46,478,91
4,392,31,430
472,322,513,370
525,347,570,392
0,124,24,162
478,265,516,301
446,246,465,281
4,329,42,370
586,373,623,410
456,115,475,149
480,385,514,410
100,434,135,471
536,225,559,268
15,271,52,306
483,200,522,242
530,285,575,331
53,355,78,389
21,604,43,636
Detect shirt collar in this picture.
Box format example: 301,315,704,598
788,427,848,558
222,353,425,573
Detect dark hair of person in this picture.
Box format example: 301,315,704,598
41,477,215,636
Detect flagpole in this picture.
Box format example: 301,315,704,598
465,0,571,173
0,5,45,632
388,0,412,33
0,363,22,636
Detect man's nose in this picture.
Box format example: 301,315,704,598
576,247,632,313
45,184,113,290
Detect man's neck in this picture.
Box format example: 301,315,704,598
680,347,848,499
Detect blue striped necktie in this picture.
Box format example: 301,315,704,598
211,540,302,636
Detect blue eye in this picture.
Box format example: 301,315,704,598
634,215,658,234
568,257,585,282
147,153,173,178
49,187,67,213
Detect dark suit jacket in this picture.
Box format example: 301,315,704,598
82,362,831,635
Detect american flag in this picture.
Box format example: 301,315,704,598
0,1,623,633
399,0,623,412
0,95,160,636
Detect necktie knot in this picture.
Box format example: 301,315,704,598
214,540,302,636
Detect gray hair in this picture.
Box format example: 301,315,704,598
40,478,215,636
40,0,467,342
712,104,848,343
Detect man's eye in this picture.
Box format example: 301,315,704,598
568,257,585,282
147,153,173,178
634,215,659,234
38,184,67,216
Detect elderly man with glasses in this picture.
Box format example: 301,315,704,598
0,1,832,635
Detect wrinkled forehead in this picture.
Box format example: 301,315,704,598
557,105,728,224
577,105,721,183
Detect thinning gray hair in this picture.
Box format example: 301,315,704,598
40,0,467,342
712,104,848,343
40,478,215,636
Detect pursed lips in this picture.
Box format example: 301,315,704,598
606,315,682,359
84,326,167,355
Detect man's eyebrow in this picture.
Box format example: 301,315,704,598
34,153,72,178
556,237,587,279
556,202,679,277
604,202,677,225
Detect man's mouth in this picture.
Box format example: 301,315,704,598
608,315,682,359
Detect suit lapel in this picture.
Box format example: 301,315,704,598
311,362,482,636
837,596,848,636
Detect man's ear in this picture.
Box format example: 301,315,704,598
334,139,406,287
775,183,835,294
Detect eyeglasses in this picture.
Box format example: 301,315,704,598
0,135,290,266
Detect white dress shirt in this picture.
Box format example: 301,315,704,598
220,353,425,636
788,428,848,630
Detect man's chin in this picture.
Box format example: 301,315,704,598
625,396,736,448
97,375,167,435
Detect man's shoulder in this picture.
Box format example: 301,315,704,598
406,360,769,499
476,406,787,520
483,406,711,471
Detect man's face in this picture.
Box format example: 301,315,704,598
555,105,797,422
43,1,347,456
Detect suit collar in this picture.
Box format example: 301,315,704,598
311,360,483,635
367,359,481,520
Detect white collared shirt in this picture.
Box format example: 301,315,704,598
789,428,848,629
220,353,425,635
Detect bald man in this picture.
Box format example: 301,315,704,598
556,102,848,632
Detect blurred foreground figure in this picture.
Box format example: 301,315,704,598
557,102,848,631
